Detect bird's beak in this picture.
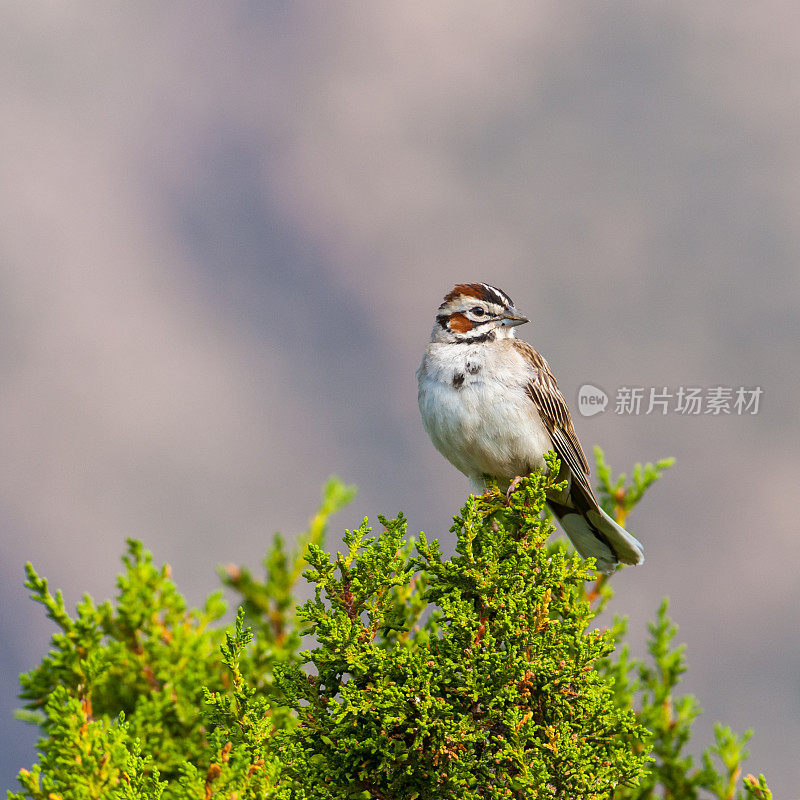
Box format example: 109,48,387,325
500,309,530,327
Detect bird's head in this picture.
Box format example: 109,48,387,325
430,283,529,344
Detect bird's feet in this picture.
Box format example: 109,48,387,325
506,476,523,503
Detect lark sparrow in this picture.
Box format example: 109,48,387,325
417,283,644,573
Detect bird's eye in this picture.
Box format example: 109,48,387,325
471,307,485,316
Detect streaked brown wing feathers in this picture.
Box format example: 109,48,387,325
513,340,594,501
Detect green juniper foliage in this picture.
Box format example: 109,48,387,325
9,460,775,799
592,447,676,528
277,453,647,799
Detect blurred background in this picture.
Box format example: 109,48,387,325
2,1,799,793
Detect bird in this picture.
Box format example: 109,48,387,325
416,282,644,573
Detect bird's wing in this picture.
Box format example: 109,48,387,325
512,340,596,505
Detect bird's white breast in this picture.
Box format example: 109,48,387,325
417,342,552,487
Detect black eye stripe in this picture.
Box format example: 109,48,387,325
438,311,492,325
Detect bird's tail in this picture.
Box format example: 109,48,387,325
549,502,644,574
